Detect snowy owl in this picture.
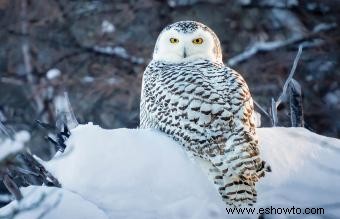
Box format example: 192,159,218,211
140,21,269,207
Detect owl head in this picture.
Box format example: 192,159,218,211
152,21,223,64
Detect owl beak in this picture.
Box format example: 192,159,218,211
183,47,187,58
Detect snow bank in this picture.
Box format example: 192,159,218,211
1,124,340,218
46,124,226,219
0,131,30,161
0,186,108,219
256,128,340,217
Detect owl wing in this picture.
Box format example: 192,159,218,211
213,66,266,180
208,67,268,206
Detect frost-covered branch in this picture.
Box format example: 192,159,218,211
253,100,270,118
253,44,305,127
227,22,337,67
92,46,145,64
275,44,303,108
54,92,79,131
238,0,298,8
270,98,278,126
272,45,304,127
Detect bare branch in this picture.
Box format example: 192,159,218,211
19,0,47,119
20,0,33,83
3,174,23,201
288,79,304,127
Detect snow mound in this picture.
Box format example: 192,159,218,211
0,131,30,160
0,186,108,219
256,128,340,217
46,124,226,219
1,124,340,218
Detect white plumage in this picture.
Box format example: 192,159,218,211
140,21,269,207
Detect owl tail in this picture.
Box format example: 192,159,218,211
218,156,270,207
218,175,257,207
194,157,258,207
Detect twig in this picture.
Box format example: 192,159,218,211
253,99,270,118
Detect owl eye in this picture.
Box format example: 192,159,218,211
169,38,179,44
192,38,203,44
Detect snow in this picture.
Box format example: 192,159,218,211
256,128,340,217
101,20,115,33
46,68,61,80
0,186,108,219
82,76,95,83
324,91,339,106
1,124,340,218
46,124,225,219
0,131,30,161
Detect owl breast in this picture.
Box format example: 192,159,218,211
140,60,248,158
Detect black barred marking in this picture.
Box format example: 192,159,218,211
215,175,223,180
214,162,223,167
165,21,199,33
222,168,229,174
226,190,253,196
190,118,199,123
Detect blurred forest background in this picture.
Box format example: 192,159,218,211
0,0,339,160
